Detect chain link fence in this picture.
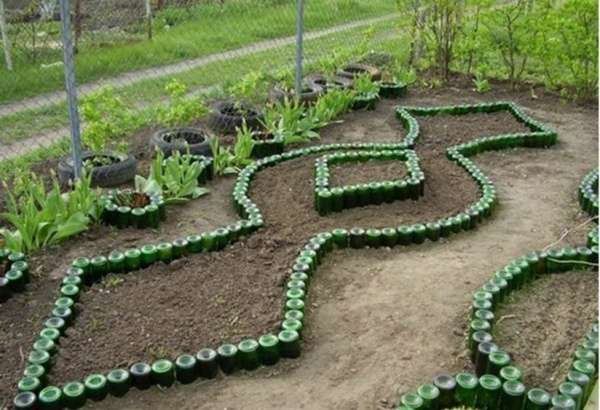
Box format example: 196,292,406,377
0,0,401,170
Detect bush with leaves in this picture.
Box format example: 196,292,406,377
81,87,138,153
155,79,209,127
0,172,101,253
135,150,209,204
353,74,381,99
261,98,319,145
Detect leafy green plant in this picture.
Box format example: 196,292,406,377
209,125,255,176
261,98,319,145
155,79,209,127
135,151,209,204
353,73,380,99
472,73,492,93
307,89,354,128
81,87,137,153
0,171,100,253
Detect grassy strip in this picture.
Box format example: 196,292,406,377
0,21,404,179
0,19,400,145
0,0,396,104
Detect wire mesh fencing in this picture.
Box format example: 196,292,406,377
0,0,401,169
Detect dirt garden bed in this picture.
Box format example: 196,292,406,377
0,79,597,409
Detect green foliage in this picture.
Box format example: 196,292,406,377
353,74,380,99
154,79,209,127
135,150,209,204
308,89,355,128
0,172,100,253
261,99,319,145
472,73,491,94
227,70,273,104
81,87,138,153
209,125,256,175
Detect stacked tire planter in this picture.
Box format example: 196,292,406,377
313,149,423,215
0,249,29,304
12,100,561,409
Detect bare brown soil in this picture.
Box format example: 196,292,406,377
329,160,408,188
0,79,597,409
493,270,598,392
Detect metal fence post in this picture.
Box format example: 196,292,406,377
145,0,152,40
0,0,13,71
59,0,83,180
295,0,304,98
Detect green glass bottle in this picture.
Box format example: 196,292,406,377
433,374,456,408
140,245,158,268
38,386,63,410
397,226,414,245
366,229,382,248
196,348,219,379
551,394,576,410
106,368,130,397
476,342,499,376
567,370,591,401
175,354,197,384
238,339,260,371
24,364,47,385
525,388,551,410
258,334,280,366
332,229,349,248
129,362,152,390
401,392,424,409
349,228,366,249
62,381,86,409
455,372,478,407
34,337,57,354
124,248,141,271
186,234,203,253
151,359,175,387
84,374,108,401
413,224,427,244
469,331,493,362
13,391,37,410
217,344,238,374
572,360,595,380
558,382,583,410
499,365,522,383
477,374,502,410
501,379,526,410
108,251,125,274
278,330,301,358
417,383,440,410
28,349,51,370
487,351,511,376
172,238,189,259
17,376,41,393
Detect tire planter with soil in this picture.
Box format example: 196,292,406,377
207,101,262,134
151,128,212,158
9,101,563,408
336,63,382,82
58,151,138,188
268,84,323,105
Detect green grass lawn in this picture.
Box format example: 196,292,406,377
0,0,396,104
0,18,400,146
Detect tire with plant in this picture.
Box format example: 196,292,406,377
208,101,262,134
329,76,354,90
337,63,382,82
150,127,212,157
58,151,138,188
